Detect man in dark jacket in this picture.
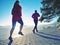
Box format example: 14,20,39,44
32,10,40,33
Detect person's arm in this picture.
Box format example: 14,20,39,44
38,13,40,17
11,8,14,15
20,7,22,16
18,6,22,17
32,14,34,18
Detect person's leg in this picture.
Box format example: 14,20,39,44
34,20,38,30
33,20,38,33
35,20,38,32
18,19,24,35
9,21,16,39
33,20,36,33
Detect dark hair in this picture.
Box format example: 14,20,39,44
15,0,19,4
13,0,19,8
35,10,37,12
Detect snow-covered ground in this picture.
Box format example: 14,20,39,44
0,25,60,45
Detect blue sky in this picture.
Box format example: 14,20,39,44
0,0,58,26
0,0,42,26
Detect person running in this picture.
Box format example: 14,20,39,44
32,10,40,33
9,0,24,40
